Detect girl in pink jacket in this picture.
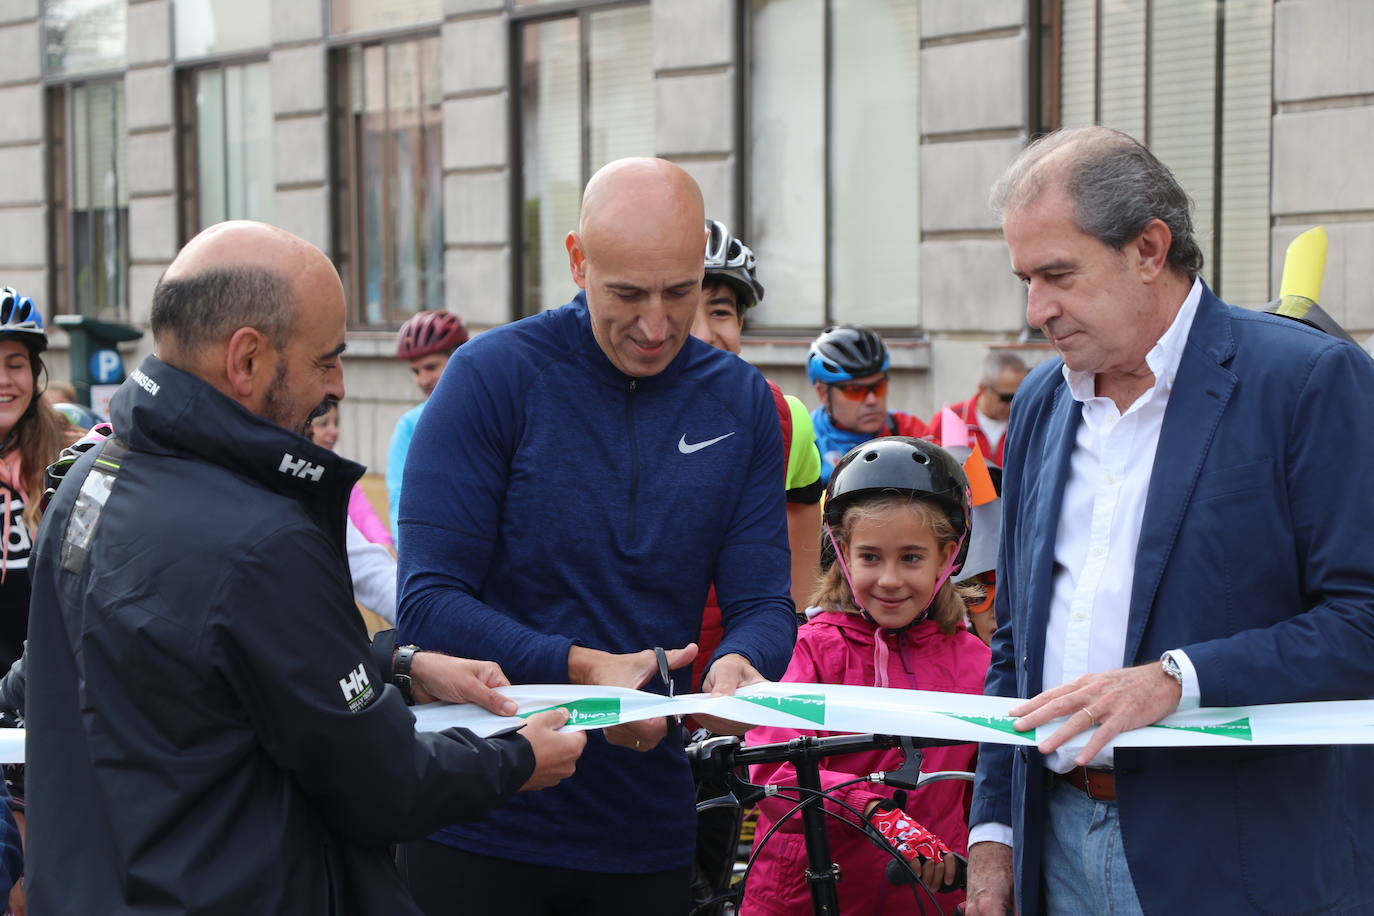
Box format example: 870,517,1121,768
742,438,991,916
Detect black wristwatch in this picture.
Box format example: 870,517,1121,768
393,644,421,705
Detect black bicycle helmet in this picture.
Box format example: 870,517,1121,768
704,219,765,310
807,324,890,384
823,437,972,576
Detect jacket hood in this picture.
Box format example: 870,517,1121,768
109,355,363,547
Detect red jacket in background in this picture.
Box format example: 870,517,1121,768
929,393,1006,467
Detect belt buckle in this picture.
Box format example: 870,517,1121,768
1082,766,1113,802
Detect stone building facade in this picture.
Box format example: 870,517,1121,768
0,0,1369,472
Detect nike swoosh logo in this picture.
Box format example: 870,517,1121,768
678,432,735,454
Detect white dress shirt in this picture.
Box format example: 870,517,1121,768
969,279,1204,850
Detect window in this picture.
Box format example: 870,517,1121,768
44,0,127,77
332,36,444,328
173,0,272,60
748,0,920,330
178,61,275,235
48,81,128,317
330,0,441,36
516,4,654,316
1057,0,1274,306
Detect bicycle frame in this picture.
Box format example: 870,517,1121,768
689,732,973,916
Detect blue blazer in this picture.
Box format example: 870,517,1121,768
972,285,1374,914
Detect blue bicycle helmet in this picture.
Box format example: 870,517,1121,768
807,324,889,384
0,287,47,354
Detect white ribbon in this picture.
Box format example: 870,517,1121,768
412,681,1374,751
4,683,1369,765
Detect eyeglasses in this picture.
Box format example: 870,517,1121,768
831,377,889,402
991,389,1016,404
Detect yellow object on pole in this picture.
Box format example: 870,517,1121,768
1278,226,1327,306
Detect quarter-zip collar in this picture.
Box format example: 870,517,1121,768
565,291,703,391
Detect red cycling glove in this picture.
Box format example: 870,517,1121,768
868,802,950,865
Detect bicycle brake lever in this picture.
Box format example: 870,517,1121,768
876,736,924,790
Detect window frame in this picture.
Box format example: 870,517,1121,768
740,0,923,335
328,26,446,330
175,52,274,245
45,78,130,320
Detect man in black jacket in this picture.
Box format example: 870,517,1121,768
21,221,585,914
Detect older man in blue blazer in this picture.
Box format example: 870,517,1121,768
965,126,1374,915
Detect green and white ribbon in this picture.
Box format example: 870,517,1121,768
3,683,1369,765
411,682,1374,751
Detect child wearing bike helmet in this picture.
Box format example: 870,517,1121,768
808,325,929,484
386,309,468,539
0,287,68,674
742,438,990,916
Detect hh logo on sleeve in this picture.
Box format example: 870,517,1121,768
338,663,375,712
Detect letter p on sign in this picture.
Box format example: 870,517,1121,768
90,349,124,385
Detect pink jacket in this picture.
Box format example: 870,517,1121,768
347,484,393,548
741,611,991,916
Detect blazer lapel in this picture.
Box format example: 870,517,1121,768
1023,380,1079,695
1124,287,1238,665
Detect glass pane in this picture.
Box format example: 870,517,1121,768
173,0,272,59
587,6,654,171
1098,0,1145,141
238,61,276,222
195,68,227,227
45,0,127,76
521,17,583,315
70,81,127,316
829,0,919,327
361,44,387,326
1219,0,1272,306
338,37,443,328
1150,0,1216,287
748,0,825,328
1059,0,1096,128
330,0,441,35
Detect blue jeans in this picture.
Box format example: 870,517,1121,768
1041,777,1143,916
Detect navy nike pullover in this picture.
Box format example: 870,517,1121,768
398,294,797,873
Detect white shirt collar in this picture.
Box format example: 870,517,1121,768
1063,277,1204,404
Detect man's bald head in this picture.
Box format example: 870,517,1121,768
565,159,709,378
152,221,338,367
576,158,705,261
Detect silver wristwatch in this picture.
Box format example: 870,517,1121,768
1160,651,1184,686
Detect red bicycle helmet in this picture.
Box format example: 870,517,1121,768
396,310,468,360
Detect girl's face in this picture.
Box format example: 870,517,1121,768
842,507,957,629
309,405,339,451
0,340,34,441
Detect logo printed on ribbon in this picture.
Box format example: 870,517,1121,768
738,693,827,725
1149,716,1254,741
521,697,623,728
935,712,1027,738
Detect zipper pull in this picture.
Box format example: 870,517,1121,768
629,379,637,392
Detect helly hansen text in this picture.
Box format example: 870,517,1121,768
279,453,325,481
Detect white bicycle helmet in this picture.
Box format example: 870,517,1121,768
704,220,765,310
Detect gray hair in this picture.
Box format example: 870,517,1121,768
981,350,1028,385
151,266,294,356
991,126,1204,279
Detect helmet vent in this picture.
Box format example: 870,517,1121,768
863,451,880,462
911,452,929,464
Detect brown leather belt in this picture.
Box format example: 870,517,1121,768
1057,766,1116,802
